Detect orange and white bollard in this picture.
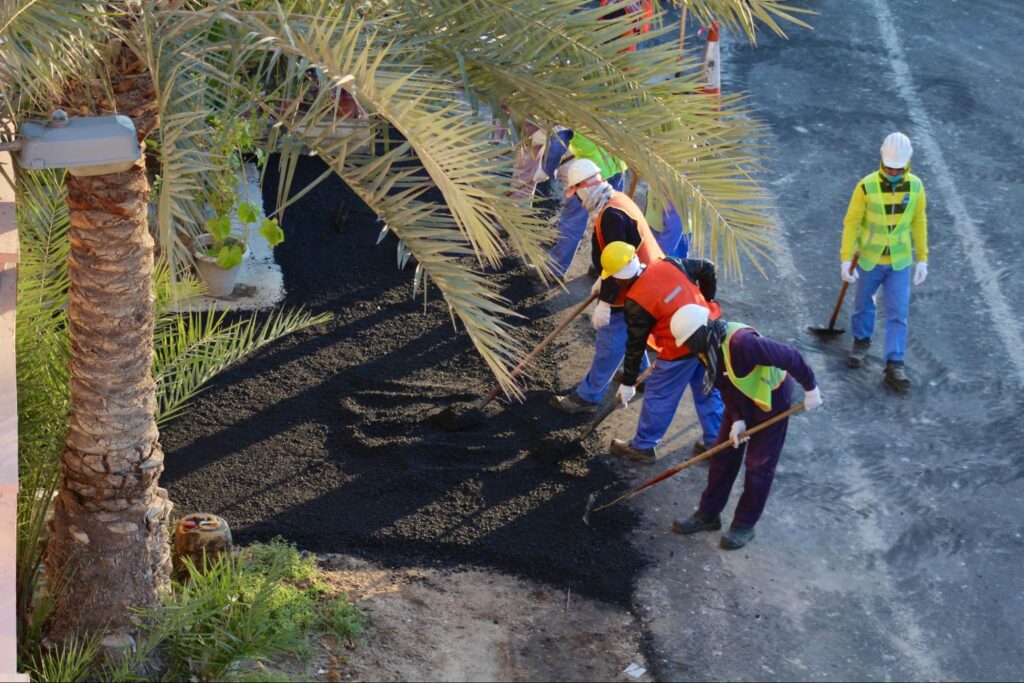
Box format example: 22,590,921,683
698,21,721,96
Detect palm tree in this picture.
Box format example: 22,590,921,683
1,0,807,642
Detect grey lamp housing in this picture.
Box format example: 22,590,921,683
17,110,141,177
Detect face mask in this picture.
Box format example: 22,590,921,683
883,168,905,184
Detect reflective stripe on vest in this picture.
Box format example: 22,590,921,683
858,172,921,271
596,192,665,306
721,322,787,412
626,259,720,360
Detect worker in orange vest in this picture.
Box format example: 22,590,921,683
549,165,663,414
608,250,724,464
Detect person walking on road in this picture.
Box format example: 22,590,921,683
547,179,664,415
607,254,724,464
841,132,929,393
669,305,823,550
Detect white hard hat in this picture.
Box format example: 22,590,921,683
562,158,602,197
670,304,710,347
881,132,912,168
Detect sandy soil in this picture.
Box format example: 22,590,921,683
296,553,651,683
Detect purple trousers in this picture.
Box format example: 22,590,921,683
697,389,791,528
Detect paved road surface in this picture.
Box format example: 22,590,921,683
584,1,1024,680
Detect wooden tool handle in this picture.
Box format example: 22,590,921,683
827,253,859,330
593,402,807,513
482,291,600,404
627,172,640,199
578,363,657,440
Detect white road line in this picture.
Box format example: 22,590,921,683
868,0,1024,385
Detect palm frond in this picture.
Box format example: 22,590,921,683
673,0,813,43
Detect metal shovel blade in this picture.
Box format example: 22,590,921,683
807,324,847,337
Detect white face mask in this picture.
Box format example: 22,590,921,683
577,180,610,206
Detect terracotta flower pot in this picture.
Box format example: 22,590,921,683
192,233,247,298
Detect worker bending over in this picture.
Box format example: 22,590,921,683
608,250,724,464
549,170,663,414
841,131,929,393
670,305,823,550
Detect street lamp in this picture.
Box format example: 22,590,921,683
2,110,141,176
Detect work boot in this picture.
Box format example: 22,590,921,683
612,370,645,393
671,511,722,535
548,393,598,414
609,438,657,465
847,338,871,368
720,524,756,550
884,361,911,394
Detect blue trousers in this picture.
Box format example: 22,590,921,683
851,263,911,362
630,356,723,451
575,308,650,404
548,173,625,277
653,202,690,259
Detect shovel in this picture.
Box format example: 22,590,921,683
433,291,599,431
578,363,657,441
583,403,806,525
808,253,859,337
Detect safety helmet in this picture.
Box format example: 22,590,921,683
670,304,710,347
562,158,602,198
599,241,638,280
880,132,912,168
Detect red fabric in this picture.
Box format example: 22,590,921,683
627,259,722,360
595,192,666,306
599,0,653,51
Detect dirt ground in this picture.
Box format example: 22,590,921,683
299,554,651,683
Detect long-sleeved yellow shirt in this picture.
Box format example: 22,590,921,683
841,170,928,265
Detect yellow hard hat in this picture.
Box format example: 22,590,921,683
600,241,637,280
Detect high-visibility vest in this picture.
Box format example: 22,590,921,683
721,323,787,412
626,259,720,360
596,192,665,306
857,172,922,271
568,133,627,181
599,0,654,52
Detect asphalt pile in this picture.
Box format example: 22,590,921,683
161,156,645,605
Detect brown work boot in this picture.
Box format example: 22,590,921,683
609,438,657,464
847,338,870,368
884,361,911,394
671,511,722,535
548,393,598,414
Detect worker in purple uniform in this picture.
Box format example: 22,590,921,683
666,305,824,550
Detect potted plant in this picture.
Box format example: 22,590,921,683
192,203,284,297
191,116,284,297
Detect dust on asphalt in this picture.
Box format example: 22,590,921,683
160,156,645,605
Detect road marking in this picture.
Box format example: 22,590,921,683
868,0,1024,385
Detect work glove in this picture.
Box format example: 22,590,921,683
913,261,928,286
591,278,601,295
616,383,636,408
840,261,858,284
592,300,611,330
804,386,823,412
729,420,749,449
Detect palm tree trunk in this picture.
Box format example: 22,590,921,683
43,158,172,643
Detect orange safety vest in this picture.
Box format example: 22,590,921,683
626,259,722,360
595,191,665,306
599,0,654,52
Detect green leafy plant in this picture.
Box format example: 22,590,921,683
200,116,283,270
25,634,103,683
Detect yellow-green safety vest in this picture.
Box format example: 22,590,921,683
568,133,627,181
722,323,787,412
857,172,922,271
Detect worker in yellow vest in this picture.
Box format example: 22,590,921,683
841,132,929,393
667,305,823,550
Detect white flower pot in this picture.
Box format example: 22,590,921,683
192,234,247,298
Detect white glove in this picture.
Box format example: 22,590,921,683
590,278,601,295
729,420,749,448
616,383,636,407
913,261,928,286
804,386,823,412
841,261,858,284
592,300,611,329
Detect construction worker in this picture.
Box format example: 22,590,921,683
608,254,724,463
599,0,654,52
535,129,628,278
841,131,929,393
548,171,664,414
668,305,823,550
